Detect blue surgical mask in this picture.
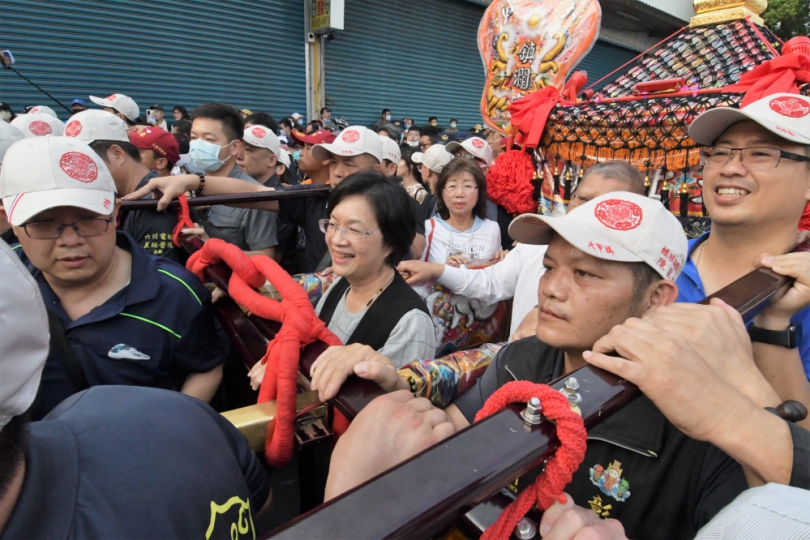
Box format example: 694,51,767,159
293,150,301,161
189,139,233,172
297,119,304,126
385,114,391,121
450,122,457,129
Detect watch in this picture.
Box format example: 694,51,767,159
747,322,801,348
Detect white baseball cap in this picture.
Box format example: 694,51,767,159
412,144,453,174
243,125,281,157
0,238,49,431
11,113,66,138
0,136,117,226
291,112,303,120
446,137,494,166
89,93,140,122
312,125,384,163
509,192,688,280
0,120,25,166
690,93,810,146
65,109,129,144
277,148,291,167
27,105,58,118
382,136,401,163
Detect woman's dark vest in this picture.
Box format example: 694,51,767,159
318,272,430,351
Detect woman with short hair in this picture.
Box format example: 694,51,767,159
421,159,501,265
315,172,437,365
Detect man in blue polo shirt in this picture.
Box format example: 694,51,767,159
0,238,270,540
685,93,810,422
0,135,225,420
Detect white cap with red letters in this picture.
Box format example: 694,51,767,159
243,125,281,157
1,136,117,226
312,125,384,163
509,192,688,280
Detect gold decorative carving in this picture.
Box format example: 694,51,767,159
690,0,766,27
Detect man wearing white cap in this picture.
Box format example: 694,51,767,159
0,242,270,539
313,192,748,539
685,92,810,410
381,136,401,177
89,92,140,126
1,136,225,420
10,112,66,138
238,125,283,188
65,109,193,264
446,136,494,173
312,125,385,186
412,144,453,196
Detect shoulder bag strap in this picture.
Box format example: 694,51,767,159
47,309,90,392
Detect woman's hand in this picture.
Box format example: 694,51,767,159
493,249,509,261
309,344,409,401
755,251,810,327
446,255,470,267
248,361,266,391
121,174,202,210
397,260,444,285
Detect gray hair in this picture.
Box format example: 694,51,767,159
583,161,645,195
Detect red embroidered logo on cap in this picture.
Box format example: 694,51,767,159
60,152,98,183
594,199,643,231
28,121,52,136
251,126,267,138
65,121,82,137
30,107,40,114
769,96,810,118
107,94,118,101
341,130,360,143
103,198,112,209
472,138,485,149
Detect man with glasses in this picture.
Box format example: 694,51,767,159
685,92,810,401
0,136,225,419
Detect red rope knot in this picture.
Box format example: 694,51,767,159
474,380,587,540
187,239,342,466
171,194,195,247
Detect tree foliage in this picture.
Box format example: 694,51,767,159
762,0,810,41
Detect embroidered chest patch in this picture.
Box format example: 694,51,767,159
589,460,631,502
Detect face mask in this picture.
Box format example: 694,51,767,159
297,119,304,126
385,114,392,121
293,150,301,161
189,139,233,172
430,121,437,126
0,111,10,122
450,122,457,129
407,140,419,147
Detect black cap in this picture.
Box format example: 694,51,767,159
150,104,165,111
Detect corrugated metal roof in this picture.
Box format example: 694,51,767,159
635,0,695,22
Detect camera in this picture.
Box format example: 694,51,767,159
0,50,15,69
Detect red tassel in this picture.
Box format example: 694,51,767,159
486,149,537,215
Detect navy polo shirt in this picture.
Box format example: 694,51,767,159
0,386,269,540
16,232,226,419
676,232,810,377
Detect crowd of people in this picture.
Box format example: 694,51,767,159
0,85,810,539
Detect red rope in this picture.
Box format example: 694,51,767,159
172,194,195,247
187,239,343,466
474,381,587,540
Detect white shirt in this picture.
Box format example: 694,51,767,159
422,216,501,265
437,243,547,337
